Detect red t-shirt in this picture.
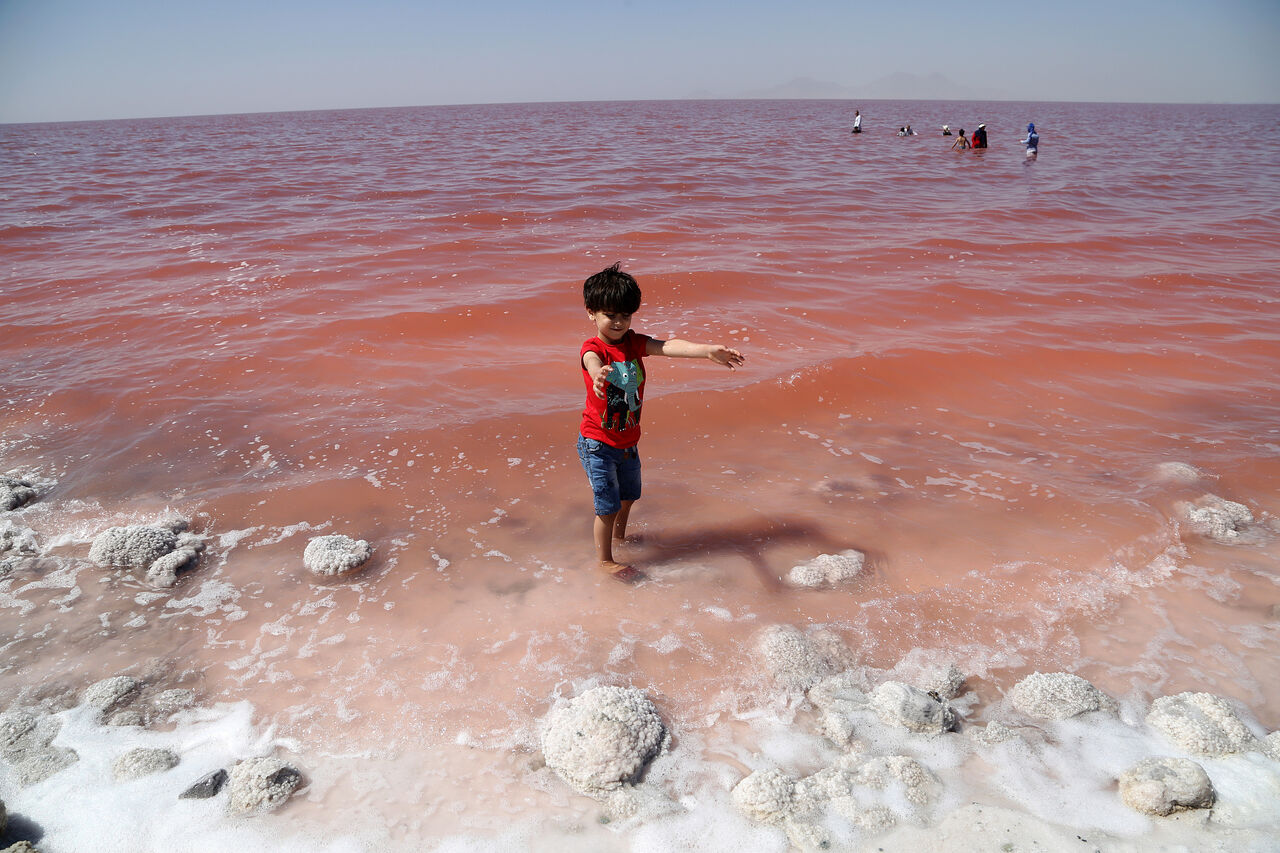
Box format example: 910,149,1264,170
580,330,651,448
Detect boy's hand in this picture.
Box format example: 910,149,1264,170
592,364,613,399
708,346,745,370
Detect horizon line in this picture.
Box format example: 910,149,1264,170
4,95,1277,128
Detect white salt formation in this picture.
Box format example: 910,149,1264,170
88,519,204,587
731,767,800,826
1146,692,1257,756
0,475,36,511
1153,461,1203,483
152,688,197,713
540,686,669,797
807,670,870,747
0,519,38,576
226,756,304,814
733,755,941,848
754,624,850,691
106,710,144,728
599,783,681,824
0,520,37,556
869,681,957,734
112,747,179,780
1118,757,1216,816
1264,731,1280,762
795,766,899,831
851,754,938,807
731,768,832,851
81,675,141,714
969,720,1020,745
887,654,967,700
302,534,372,576
786,549,865,588
0,709,77,786
1176,493,1254,541
1008,671,1116,720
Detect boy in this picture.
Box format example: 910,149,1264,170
577,263,745,580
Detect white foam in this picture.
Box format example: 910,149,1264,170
0,703,364,853
163,578,241,618
984,711,1280,838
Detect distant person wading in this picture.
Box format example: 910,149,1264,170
1022,122,1040,158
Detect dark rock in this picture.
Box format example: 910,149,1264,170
180,768,229,800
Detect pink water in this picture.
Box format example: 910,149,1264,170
1,100,1278,847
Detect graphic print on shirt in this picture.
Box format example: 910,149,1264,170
601,358,644,433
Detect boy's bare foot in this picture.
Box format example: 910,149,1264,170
599,560,644,583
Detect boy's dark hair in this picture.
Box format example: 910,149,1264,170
583,263,641,314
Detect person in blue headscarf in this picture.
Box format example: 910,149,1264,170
1021,122,1040,158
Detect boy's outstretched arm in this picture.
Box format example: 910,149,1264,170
646,337,745,369
583,351,612,398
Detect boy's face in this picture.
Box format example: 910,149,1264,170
589,309,632,344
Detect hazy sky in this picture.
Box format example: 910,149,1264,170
1,0,1277,123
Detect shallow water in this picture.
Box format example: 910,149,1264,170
1,99,1279,850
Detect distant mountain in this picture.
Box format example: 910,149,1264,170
723,73,1012,102
735,76,859,100
860,72,1011,101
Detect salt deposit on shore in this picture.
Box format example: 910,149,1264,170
302,535,373,577
1,434,1277,852
518,634,1280,852
88,520,206,588
0,686,322,852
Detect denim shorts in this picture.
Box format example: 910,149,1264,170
577,436,642,516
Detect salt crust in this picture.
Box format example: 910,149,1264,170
808,671,870,747
1008,671,1117,720
874,802,1112,852
754,624,851,691
302,534,372,576
87,520,204,587
1,519,38,557
113,746,179,780
89,525,178,567
1,689,315,848
0,475,37,511
226,755,304,813
3,676,204,788
786,549,865,588
870,681,958,735
1176,493,1255,541
1263,731,1280,762
152,688,197,713
107,710,144,728
0,709,77,787
1154,461,1203,483
81,676,141,713
540,685,669,797
730,767,796,825
732,756,937,848
968,720,1020,745
1119,757,1216,816
887,652,966,700
1147,692,1257,756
